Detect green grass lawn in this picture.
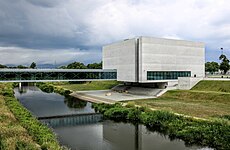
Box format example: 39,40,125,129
51,81,119,91
192,80,230,93
0,84,40,149
131,80,230,119
0,83,62,150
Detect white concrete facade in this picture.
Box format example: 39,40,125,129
103,39,137,82
178,77,203,90
103,36,205,83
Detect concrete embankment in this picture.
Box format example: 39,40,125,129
70,91,115,104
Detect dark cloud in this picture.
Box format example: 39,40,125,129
25,0,63,8
0,0,230,65
0,0,88,49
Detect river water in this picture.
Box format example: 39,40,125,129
14,86,211,150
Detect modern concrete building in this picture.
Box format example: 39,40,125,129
103,36,205,88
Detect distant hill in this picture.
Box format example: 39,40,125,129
36,64,58,69
5,63,59,69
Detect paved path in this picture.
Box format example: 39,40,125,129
70,90,156,104
70,91,115,104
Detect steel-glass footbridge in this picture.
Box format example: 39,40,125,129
0,69,117,82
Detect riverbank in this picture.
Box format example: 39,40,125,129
50,81,119,91
45,81,230,119
131,80,230,119
37,81,121,103
92,103,230,150
36,81,230,149
36,82,72,96
39,81,230,119
0,83,63,150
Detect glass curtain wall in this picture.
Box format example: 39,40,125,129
147,71,191,80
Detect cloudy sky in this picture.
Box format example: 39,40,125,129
0,0,230,66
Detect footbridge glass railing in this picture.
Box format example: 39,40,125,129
38,113,103,128
0,69,117,82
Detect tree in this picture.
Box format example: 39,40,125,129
59,61,102,69
0,64,7,68
59,65,67,69
87,61,102,69
30,62,36,69
17,65,28,69
205,62,219,74
66,62,87,69
219,54,230,74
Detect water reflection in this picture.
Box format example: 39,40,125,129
14,85,212,150
17,83,37,94
54,120,205,150
64,96,87,109
14,86,94,117
40,113,103,128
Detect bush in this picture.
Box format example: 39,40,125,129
127,107,142,122
37,83,54,93
104,107,129,121
37,83,72,97
92,103,117,113
0,86,14,97
125,102,135,108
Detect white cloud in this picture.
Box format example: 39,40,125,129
1,0,230,64
0,47,101,65
83,0,230,49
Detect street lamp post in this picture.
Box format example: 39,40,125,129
221,47,223,55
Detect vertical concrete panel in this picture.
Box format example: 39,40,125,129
103,39,137,82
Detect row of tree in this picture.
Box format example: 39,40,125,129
59,61,102,69
1,57,228,74
0,61,102,69
205,54,230,74
0,62,37,69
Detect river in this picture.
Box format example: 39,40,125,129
14,85,211,150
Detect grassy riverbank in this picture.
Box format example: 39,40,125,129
50,81,119,91
37,82,72,96
131,80,230,119
40,80,230,119
35,80,230,149
192,80,230,92
93,103,230,150
0,83,63,150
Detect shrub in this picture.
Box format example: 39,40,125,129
127,107,142,122
104,107,129,121
37,83,72,97
125,102,135,108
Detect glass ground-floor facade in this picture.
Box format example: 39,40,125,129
0,69,117,81
147,71,191,80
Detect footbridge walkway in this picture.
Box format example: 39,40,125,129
38,113,103,128
0,69,117,82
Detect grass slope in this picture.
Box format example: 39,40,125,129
132,80,230,119
0,84,40,149
0,83,63,150
51,81,119,91
192,80,230,93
